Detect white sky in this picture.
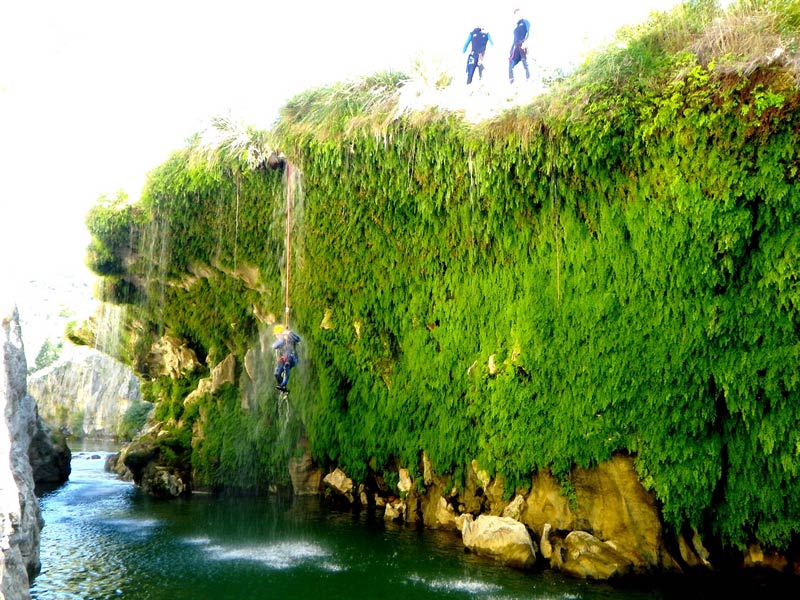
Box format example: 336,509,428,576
0,0,691,286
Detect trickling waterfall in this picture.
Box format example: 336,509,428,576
286,164,306,281
277,164,307,326
139,206,171,334
93,302,126,360
277,164,306,439
242,323,294,440
234,174,241,272
239,165,308,442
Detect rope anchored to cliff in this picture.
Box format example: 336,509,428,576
285,162,293,328
267,152,301,396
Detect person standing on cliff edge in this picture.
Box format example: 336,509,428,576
463,25,494,84
508,8,530,84
272,325,300,393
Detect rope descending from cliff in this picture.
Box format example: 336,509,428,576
284,163,293,328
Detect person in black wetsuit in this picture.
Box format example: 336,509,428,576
463,26,494,85
508,8,530,84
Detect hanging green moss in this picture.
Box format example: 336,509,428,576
86,1,800,553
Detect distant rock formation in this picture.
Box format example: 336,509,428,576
1,306,43,600
28,344,141,438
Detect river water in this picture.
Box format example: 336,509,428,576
31,448,792,600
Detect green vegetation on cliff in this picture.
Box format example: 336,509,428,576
86,1,800,551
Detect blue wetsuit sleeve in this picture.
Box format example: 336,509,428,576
524,19,531,41
487,33,494,46
463,33,472,53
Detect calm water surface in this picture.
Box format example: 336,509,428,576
31,447,792,600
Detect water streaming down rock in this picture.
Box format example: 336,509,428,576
278,165,308,442
242,324,296,447
139,207,171,333
242,323,279,412
286,164,306,275
93,302,126,361
239,163,308,438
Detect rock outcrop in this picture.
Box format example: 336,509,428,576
143,334,200,379
1,306,43,599
557,531,634,579
117,424,190,498
522,455,678,575
28,343,141,438
28,410,71,485
288,440,322,495
323,468,355,503
314,453,693,579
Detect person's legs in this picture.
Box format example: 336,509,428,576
509,46,520,82
274,357,284,385
466,54,477,84
280,354,297,387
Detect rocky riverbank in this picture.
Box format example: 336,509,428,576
309,450,797,579
110,425,798,581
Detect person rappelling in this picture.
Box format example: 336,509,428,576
272,156,301,396
272,324,300,393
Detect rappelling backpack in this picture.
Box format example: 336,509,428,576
513,19,529,44
470,28,489,55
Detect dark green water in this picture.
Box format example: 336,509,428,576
31,450,793,600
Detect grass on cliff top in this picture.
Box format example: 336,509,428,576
548,0,800,108
273,0,800,142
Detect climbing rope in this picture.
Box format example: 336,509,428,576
284,163,293,328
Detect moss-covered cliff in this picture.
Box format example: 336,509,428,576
86,1,800,556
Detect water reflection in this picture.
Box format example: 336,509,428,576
32,451,794,600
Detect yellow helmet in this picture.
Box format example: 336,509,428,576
273,324,285,335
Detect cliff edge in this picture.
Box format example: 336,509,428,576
1,305,43,600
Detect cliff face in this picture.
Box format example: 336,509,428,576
28,344,141,439
85,1,800,575
1,306,43,600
